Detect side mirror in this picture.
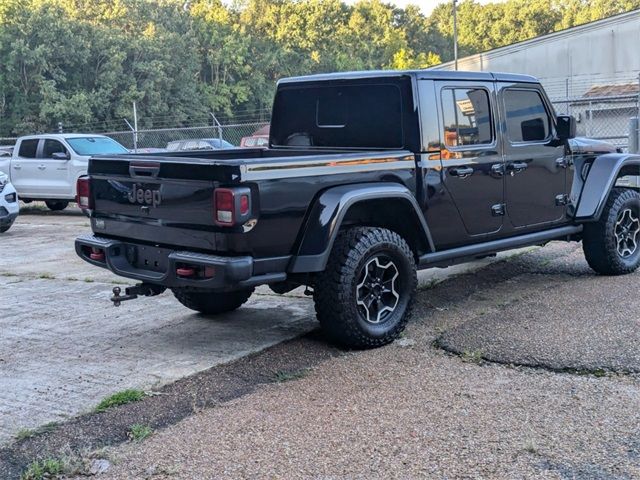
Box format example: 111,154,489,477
556,115,576,140
51,151,70,160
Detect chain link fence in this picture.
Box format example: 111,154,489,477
104,122,269,151
1,92,639,152
551,94,639,151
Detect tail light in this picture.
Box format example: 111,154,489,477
76,176,93,209
213,187,252,226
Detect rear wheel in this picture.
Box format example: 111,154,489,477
583,187,640,275
313,227,417,349
45,200,69,211
172,287,254,315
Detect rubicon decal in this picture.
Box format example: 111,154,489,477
128,184,161,207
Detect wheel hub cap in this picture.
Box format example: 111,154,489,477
356,257,400,324
614,208,640,258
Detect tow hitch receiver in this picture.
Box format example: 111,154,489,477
110,283,167,307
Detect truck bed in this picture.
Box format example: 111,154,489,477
87,147,417,259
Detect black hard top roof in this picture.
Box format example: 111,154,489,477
278,69,538,85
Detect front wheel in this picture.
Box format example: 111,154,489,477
313,227,417,349
583,187,640,275
45,200,69,211
172,287,254,315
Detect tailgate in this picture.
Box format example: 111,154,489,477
89,155,242,230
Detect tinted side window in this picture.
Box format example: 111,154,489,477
43,140,67,158
441,88,493,147
504,89,550,142
18,139,39,158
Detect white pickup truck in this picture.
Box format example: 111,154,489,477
0,133,128,210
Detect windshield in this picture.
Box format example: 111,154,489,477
208,139,235,149
67,137,128,155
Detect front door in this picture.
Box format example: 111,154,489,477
436,81,505,237
40,139,72,197
498,85,567,227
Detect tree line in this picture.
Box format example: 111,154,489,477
0,0,638,137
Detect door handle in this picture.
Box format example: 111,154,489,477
449,166,474,178
507,162,528,175
491,163,505,177
38,164,46,170
13,164,21,170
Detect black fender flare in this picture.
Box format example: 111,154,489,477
289,182,435,273
574,154,640,221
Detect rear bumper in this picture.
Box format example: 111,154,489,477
75,234,287,290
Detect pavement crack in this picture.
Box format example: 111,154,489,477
433,339,640,378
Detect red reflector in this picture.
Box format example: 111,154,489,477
177,267,196,277
240,195,249,215
89,250,105,261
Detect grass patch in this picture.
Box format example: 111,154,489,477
95,389,146,413
128,424,153,442
14,422,59,441
83,278,94,283
20,458,64,480
461,349,484,364
37,273,55,280
523,438,538,454
272,369,310,383
19,204,48,213
419,278,441,290
14,428,36,441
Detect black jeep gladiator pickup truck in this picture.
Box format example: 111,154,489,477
76,69,640,348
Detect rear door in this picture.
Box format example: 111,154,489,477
11,138,41,197
436,80,505,236
498,84,567,227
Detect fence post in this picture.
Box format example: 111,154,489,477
629,118,639,154
124,118,137,152
211,113,223,143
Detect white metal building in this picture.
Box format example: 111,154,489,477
433,9,640,146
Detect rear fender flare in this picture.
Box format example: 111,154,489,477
289,182,435,273
574,154,640,221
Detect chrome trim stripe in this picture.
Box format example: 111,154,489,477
240,151,415,181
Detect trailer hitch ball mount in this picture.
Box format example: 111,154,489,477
110,283,167,307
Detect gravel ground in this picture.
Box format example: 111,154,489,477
85,242,640,480
0,206,517,445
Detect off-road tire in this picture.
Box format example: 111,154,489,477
313,227,417,349
583,187,640,275
45,200,69,211
172,287,254,315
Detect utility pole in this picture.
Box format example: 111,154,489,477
453,0,458,71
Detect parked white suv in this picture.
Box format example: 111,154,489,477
0,171,19,232
0,134,128,211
